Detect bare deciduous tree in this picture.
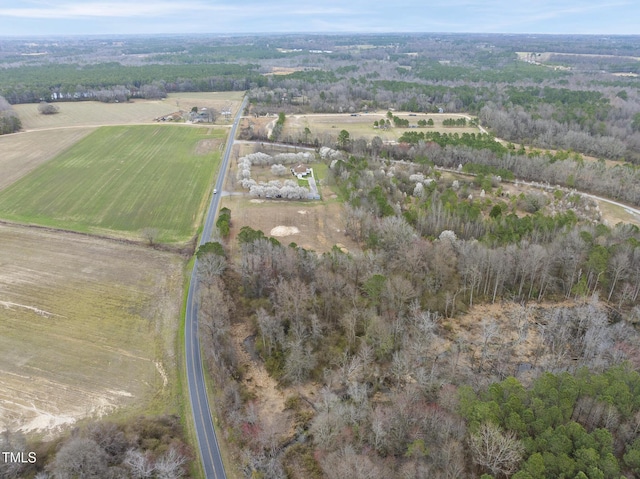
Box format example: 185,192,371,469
124,448,154,479
154,446,188,479
469,422,524,477
53,437,109,479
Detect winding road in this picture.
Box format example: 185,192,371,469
185,96,248,479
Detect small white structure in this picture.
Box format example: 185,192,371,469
291,163,312,179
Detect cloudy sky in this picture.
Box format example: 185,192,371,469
0,0,637,36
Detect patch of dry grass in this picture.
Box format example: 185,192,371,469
14,92,244,131
0,224,183,436
253,111,481,143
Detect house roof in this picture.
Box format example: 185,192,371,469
292,163,310,174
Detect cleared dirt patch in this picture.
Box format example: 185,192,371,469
0,223,183,436
270,226,300,237
195,138,220,155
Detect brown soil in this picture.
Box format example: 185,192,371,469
230,322,288,422
0,129,93,191
222,196,358,257
0,223,183,436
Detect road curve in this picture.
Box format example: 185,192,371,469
186,96,248,479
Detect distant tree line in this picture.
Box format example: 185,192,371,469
0,95,21,135
0,63,265,104
3,33,640,163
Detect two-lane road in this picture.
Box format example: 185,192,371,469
185,96,248,479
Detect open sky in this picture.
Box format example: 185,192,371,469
0,0,638,36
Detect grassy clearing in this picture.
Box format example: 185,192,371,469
283,112,480,143
221,195,358,257
0,125,224,243
596,199,640,227
167,91,245,107
0,128,93,191
14,92,245,131
0,223,183,435
14,100,174,130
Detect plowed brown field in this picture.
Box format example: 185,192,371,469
0,223,183,435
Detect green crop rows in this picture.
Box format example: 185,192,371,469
0,125,223,243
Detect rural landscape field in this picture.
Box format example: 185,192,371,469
0,125,222,243
2,30,640,479
0,87,245,477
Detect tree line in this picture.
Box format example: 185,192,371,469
0,95,21,135
0,416,192,478
4,33,640,164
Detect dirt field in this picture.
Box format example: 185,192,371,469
221,196,358,256
0,129,94,191
0,223,183,436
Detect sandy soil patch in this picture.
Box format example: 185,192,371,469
0,223,183,436
223,196,359,256
233,322,287,420
270,226,300,237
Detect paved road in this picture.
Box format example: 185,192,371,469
185,96,248,479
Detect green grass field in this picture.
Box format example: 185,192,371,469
283,112,480,143
0,124,224,243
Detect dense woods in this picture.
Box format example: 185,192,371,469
0,416,192,478
199,215,640,477
196,142,640,477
